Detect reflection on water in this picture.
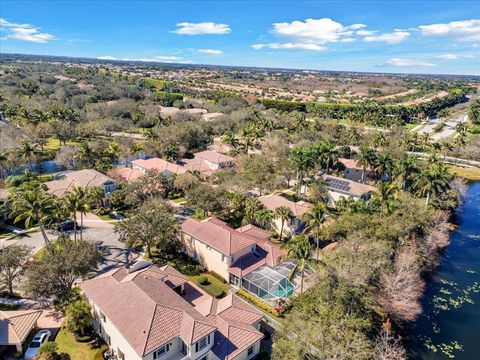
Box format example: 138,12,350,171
407,182,480,359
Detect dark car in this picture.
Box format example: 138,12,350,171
55,219,78,232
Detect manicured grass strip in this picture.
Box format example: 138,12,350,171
189,274,230,298
55,328,108,360
448,165,480,181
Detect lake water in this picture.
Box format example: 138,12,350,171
407,182,480,359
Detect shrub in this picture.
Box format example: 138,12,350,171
209,271,226,283
237,289,282,317
199,276,210,285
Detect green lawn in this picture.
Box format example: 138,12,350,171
448,165,480,181
55,328,107,360
189,274,230,298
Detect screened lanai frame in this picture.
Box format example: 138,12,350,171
241,264,296,301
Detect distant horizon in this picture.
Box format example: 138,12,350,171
2,52,479,78
1,1,479,76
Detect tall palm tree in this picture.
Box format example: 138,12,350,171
371,132,388,149
104,141,122,165
319,142,338,174
302,203,335,259
65,187,90,241
290,146,316,197
397,155,420,191
275,206,293,242
18,140,36,169
376,152,395,181
10,185,56,247
78,141,94,167
414,164,452,207
455,121,468,135
371,182,401,214
243,197,262,225
254,209,274,229
354,145,376,183
283,235,314,293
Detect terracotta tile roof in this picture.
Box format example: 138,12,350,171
45,169,115,197
182,218,257,256
258,194,313,217
338,157,373,171
236,224,271,242
195,294,263,360
108,167,144,182
132,158,189,175
0,310,42,345
80,265,215,356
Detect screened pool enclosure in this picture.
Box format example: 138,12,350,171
241,265,296,301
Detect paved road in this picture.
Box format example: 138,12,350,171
417,114,467,142
3,213,136,274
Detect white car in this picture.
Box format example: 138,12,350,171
24,329,51,359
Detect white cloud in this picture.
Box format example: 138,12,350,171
432,54,475,60
172,22,230,35
378,58,435,67
252,42,325,51
0,18,55,43
364,30,410,44
119,56,194,64
419,19,480,41
198,49,223,55
271,18,363,44
356,30,376,36
97,56,117,60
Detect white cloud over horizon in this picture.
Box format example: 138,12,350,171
198,49,224,55
364,30,410,44
378,58,436,67
431,53,475,60
419,19,480,42
0,18,55,43
96,55,193,64
172,22,231,35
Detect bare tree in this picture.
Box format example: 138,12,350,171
374,326,407,360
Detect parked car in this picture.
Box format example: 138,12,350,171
111,211,125,220
55,219,78,232
24,329,51,359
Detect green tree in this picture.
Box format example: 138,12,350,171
275,206,293,242
290,146,316,197
115,198,179,258
414,164,452,207
64,296,93,336
65,187,90,241
18,140,37,169
354,145,376,183
0,245,32,295
396,154,420,191
302,203,335,259
283,235,314,293
10,185,56,247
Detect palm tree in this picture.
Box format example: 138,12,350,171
354,145,376,183
243,197,262,225
455,121,468,135
371,132,388,149
254,209,274,229
10,185,56,247
318,142,338,174
104,141,122,165
78,141,94,167
275,206,293,242
283,235,314,293
18,140,36,169
145,129,159,141
65,187,90,241
221,131,240,150
302,203,335,259
130,142,144,159
371,182,401,214
376,152,395,181
290,146,316,197
397,155,420,191
414,164,452,207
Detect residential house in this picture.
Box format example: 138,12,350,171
131,150,235,179
322,174,376,205
338,158,375,182
80,262,264,360
108,167,145,183
258,194,313,236
0,310,42,353
45,169,117,207
181,218,294,302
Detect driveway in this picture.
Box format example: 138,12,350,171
3,212,136,274
417,113,467,142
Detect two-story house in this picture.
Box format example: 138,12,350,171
80,262,264,360
258,194,313,237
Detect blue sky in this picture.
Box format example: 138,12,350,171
1,1,479,75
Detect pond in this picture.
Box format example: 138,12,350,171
407,182,480,359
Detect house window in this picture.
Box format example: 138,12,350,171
99,311,106,322
195,335,209,352
206,245,211,250
153,343,170,359
117,348,125,360
222,254,227,263
248,345,254,357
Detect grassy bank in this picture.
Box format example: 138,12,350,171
448,165,480,181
